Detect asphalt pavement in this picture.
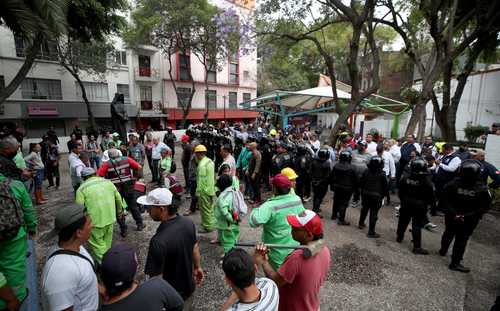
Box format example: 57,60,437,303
34,148,500,310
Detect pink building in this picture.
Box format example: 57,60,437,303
135,0,258,129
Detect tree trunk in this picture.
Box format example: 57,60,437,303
0,34,42,104
416,104,427,141
72,71,97,131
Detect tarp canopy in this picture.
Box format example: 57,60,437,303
251,86,351,110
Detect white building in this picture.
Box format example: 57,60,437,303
0,0,258,137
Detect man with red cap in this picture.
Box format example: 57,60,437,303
248,174,305,269
254,210,330,311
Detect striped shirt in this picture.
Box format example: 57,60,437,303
226,278,279,311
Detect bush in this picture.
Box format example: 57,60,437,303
463,125,489,143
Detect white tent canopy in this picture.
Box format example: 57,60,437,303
254,86,351,110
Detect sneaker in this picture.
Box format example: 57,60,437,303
337,220,350,226
367,232,381,238
358,224,366,229
412,248,429,255
449,263,470,273
303,197,311,202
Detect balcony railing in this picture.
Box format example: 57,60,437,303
140,100,153,110
134,67,160,81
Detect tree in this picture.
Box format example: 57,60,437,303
376,0,500,141
0,0,68,104
56,0,127,133
125,0,249,128
257,0,385,145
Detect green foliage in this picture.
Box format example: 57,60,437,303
400,87,420,106
0,0,68,40
463,125,489,143
66,0,128,43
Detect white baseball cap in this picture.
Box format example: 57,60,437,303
136,188,173,206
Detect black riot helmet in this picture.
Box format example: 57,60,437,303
339,150,352,163
459,160,481,184
409,158,428,175
296,144,308,156
367,155,384,171
317,149,330,161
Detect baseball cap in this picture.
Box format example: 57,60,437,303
101,244,137,288
270,174,292,189
358,140,367,147
112,132,120,137
287,210,323,236
81,167,95,177
181,134,190,143
45,203,87,240
136,188,173,207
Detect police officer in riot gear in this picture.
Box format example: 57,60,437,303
294,143,312,201
439,160,491,273
358,156,388,237
311,148,332,217
271,141,293,176
259,136,273,191
330,150,357,224
397,158,435,254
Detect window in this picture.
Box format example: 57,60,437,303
15,35,58,61
138,55,151,77
206,58,216,83
21,78,62,100
76,82,109,101
243,93,251,103
228,92,237,109
116,84,130,102
206,90,216,109
177,87,191,108
229,51,239,84
140,86,153,110
114,51,127,65
179,53,191,81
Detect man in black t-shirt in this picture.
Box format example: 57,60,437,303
101,244,184,311
138,188,205,309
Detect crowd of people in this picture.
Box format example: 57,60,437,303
0,119,499,311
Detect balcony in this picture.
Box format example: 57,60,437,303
138,100,168,117
134,67,160,82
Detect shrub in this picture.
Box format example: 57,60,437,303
463,125,489,143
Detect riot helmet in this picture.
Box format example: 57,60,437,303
409,157,428,175
367,155,384,171
317,149,330,161
339,150,352,163
459,160,481,184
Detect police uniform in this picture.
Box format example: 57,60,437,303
439,173,491,271
311,151,331,216
396,160,435,253
271,151,293,177
294,145,312,200
330,160,357,223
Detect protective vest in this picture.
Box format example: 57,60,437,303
331,162,357,191
311,158,331,185
398,173,434,207
436,153,458,182
105,157,133,185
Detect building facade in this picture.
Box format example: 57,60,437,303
0,0,258,137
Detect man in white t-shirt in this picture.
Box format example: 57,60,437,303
365,133,378,155
41,203,99,311
221,248,279,311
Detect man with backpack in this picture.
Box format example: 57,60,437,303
0,171,37,311
98,148,144,237
41,203,98,311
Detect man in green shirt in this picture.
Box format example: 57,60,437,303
195,144,216,232
75,167,124,261
0,173,37,310
248,173,306,270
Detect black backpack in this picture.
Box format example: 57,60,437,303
0,179,24,241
